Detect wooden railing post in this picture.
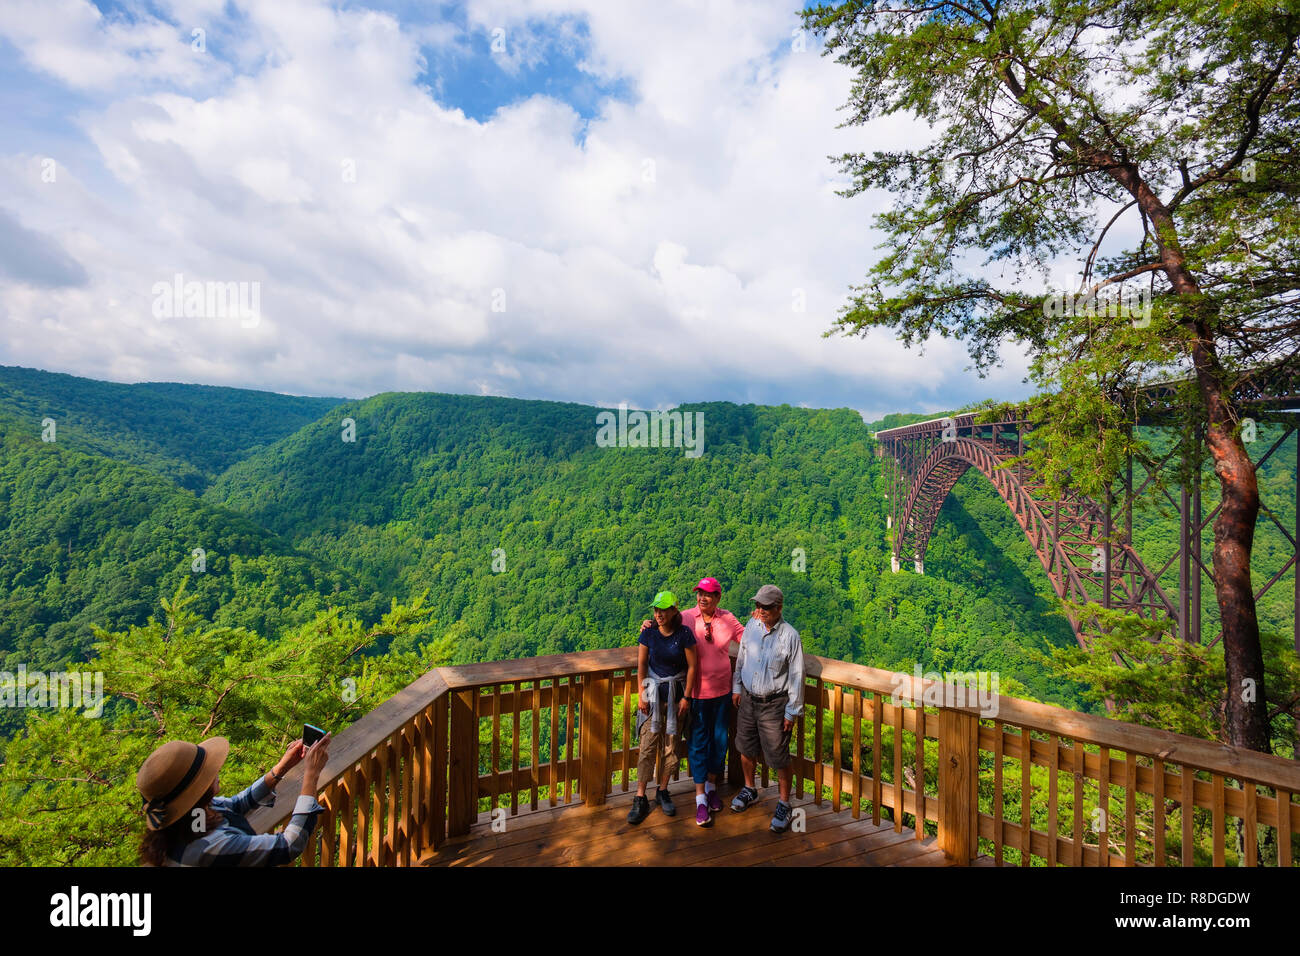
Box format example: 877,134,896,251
580,671,612,806
938,707,978,864
448,686,478,836
431,694,449,848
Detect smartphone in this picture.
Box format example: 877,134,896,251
303,723,327,749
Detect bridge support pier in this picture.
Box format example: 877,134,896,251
914,558,924,575
890,555,899,574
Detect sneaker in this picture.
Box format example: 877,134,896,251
706,789,723,814
657,789,675,816
627,795,650,826
730,786,759,812
695,802,712,827
770,800,793,833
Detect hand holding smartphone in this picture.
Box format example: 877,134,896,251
303,723,327,749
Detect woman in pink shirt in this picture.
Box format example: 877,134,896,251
682,577,745,827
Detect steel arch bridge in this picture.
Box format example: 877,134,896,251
874,375,1300,651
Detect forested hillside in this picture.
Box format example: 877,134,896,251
0,367,367,676
6,369,1295,727
0,366,343,492
203,393,1086,705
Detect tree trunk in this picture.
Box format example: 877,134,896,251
1158,239,1272,755
1190,332,1271,753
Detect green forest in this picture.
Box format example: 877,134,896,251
0,365,1296,864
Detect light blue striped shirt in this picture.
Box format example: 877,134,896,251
166,775,323,867
732,616,805,720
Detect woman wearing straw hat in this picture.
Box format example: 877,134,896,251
627,590,697,826
137,733,330,866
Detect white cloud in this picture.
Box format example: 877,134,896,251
0,0,1036,414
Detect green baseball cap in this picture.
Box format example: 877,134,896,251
650,590,678,609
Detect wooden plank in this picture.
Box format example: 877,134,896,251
992,720,1003,865
1279,789,1292,867
409,711,425,860
1181,766,1194,867
550,677,560,807
1047,733,1058,867
795,703,805,799
355,761,370,867
579,672,612,805
1021,729,1031,867
621,673,631,792
872,692,883,827
511,682,521,815
448,687,478,836
384,737,398,865
831,684,842,813
1244,782,1257,867
823,831,938,867
893,695,903,834
432,696,448,849
937,708,975,864
318,789,335,868
438,648,640,688
338,770,355,868
1153,755,1165,867
1212,773,1225,867
564,678,575,804
303,801,318,868
813,682,823,803
490,685,501,812
531,680,541,811
773,824,914,867
1124,751,1136,867
1072,740,1083,867
1098,743,1109,868
400,726,413,867
914,704,925,837
370,749,385,867
851,690,862,820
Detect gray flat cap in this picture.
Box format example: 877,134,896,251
752,584,784,605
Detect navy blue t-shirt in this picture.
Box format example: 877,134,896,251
638,622,696,676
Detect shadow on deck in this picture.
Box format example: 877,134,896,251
418,784,998,867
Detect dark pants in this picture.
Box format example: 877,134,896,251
688,694,731,784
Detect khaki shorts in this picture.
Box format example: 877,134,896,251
636,700,689,788
735,689,792,770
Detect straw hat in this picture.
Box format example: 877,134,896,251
137,738,229,830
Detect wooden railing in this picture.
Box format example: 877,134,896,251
248,647,1300,866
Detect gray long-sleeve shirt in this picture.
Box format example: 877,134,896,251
732,616,805,721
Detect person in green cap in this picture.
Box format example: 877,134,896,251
627,590,698,825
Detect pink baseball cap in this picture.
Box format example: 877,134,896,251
694,577,721,594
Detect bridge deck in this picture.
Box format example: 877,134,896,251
418,783,998,867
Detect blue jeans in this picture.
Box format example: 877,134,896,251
688,694,731,784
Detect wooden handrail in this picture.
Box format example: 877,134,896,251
246,670,448,834
816,659,1300,790
249,645,1300,867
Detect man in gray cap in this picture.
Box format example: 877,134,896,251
730,584,805,832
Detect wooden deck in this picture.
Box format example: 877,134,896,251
418,783,998,866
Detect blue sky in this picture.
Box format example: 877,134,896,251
0,0,1038,421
